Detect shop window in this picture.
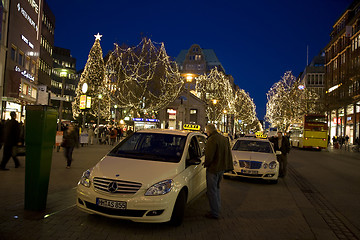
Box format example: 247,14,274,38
32,88,37,99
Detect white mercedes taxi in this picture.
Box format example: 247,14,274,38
77,129,207,225
224,137,279,184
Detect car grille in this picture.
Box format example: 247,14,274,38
239,160,262,169
93,177,142,194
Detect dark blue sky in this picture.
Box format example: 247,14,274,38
47,0,353,120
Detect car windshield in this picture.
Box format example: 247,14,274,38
232,140,272,153
108,133,186,163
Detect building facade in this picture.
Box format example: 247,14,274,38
299,52,326,113
324,0,360,143
50,47,78,122
169,44,237,132
0,0,54,121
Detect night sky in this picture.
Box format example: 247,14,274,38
47,0,353,120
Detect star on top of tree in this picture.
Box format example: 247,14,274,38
94,33,103,41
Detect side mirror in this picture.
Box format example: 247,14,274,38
275,151,282,155
187,157,201,166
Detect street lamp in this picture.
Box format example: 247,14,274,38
114,105,118,125
97,94,102,143
58,70,68,131
81,82,88,129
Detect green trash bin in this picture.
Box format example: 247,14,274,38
24,105,58,211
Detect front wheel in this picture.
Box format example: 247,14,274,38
169,190,187,226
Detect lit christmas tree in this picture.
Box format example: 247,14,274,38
106,38,183,116
72,33,111,121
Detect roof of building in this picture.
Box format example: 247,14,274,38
175,48,225,72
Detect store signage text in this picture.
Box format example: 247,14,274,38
15,66,34,81
17,3,38,32
333,117,341,124
27,0,39,14
21,35,34,49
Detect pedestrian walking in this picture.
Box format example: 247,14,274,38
270,131,290,178
203,124,233,219
0,112,21,170
110,127,117,145
61,123,79,169
88,127,94,145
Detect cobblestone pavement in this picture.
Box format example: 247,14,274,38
0,143,355,240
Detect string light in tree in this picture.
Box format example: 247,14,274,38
106,38,183,116
265,71,319,131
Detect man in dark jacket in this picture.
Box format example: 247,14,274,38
204,124,233,219
0,112,21,170
270,131,290,177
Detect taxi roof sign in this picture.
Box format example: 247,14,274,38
183,124,201,131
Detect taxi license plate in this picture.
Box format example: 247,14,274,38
96,198,127,210
241,169,258,175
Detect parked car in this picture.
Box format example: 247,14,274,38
224,137,279,184
77,129,207,225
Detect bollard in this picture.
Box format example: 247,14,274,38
24,105,58,211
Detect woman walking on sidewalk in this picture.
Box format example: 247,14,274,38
62,124,79,169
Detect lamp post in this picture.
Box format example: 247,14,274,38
97,94,102,143
185,74,193,125
81,83,88,130
211,99,218,125
114,105,118,125
223,109,227,133
58,70,67,131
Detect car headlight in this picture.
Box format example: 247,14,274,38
269,161,277,169
233,160,238,166
263,163,268,169
79,169,92,187
145,180,173,196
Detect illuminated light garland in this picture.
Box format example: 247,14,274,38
106,38,183,114
195,67,258,131
265,71,320,131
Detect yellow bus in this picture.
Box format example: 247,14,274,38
289,114,328,149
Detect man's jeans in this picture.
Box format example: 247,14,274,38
206,170,224,218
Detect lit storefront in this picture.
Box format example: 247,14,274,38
132,118,160,131
328,103,360,144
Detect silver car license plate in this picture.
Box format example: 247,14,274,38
96,198,127,209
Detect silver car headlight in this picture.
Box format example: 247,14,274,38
145,179,173,196
269,161,277,169
263,163,268,169
79,169,92,187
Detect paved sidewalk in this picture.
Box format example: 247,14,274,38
0,143,345,240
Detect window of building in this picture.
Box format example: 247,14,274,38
11,46,17,61
31,60,36,75
18,51,24,66
25,56,30,70
190,109,197,124
195,55,201,61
